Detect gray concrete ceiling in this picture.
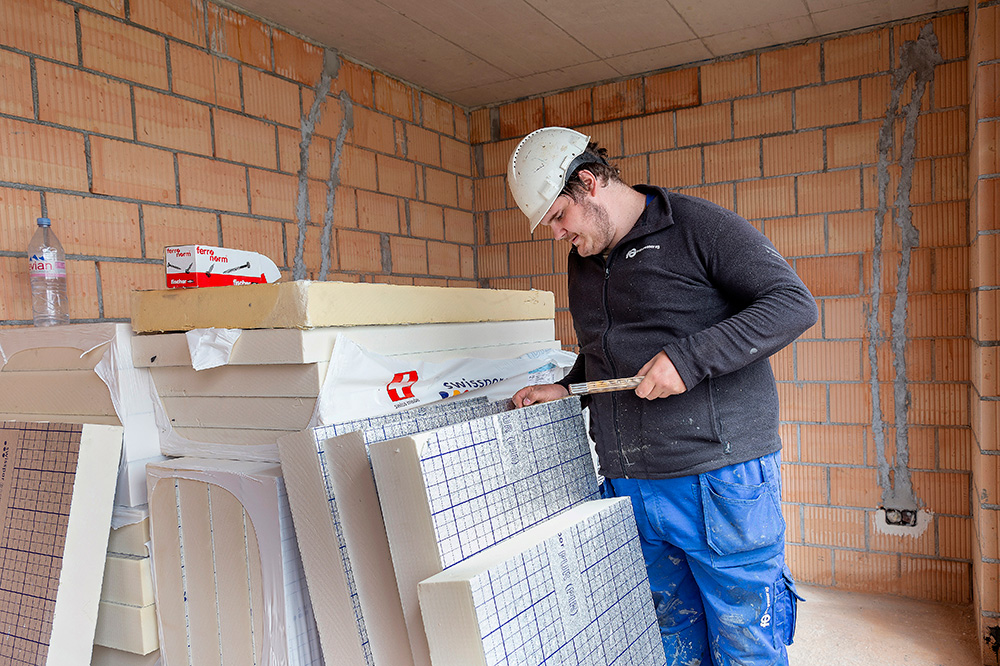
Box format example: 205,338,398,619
221,0,964,108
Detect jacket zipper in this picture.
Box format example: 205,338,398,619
600,256,628,478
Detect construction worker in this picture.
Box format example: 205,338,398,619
508,127,818,666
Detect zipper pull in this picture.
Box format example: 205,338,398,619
605,265,610,279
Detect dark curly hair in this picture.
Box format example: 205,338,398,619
560,142,625,202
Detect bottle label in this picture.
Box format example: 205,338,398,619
29,253,66,279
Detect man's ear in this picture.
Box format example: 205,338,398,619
578,169,600,197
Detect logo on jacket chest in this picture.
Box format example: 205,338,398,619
625,244,660,259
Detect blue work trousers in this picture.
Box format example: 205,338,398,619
602,452,800,666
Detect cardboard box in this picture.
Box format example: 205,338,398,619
164,245,280,289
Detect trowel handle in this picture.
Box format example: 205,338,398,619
568,376,645,395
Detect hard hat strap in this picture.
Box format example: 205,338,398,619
562,151,609,189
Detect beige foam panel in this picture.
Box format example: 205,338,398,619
0,421,122,666
91,645,160,665
131,280,554,333
107,518,150,557
147,459,322,666
100,554,154,607
93,601,157,655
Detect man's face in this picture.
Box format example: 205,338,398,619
538,195,614,257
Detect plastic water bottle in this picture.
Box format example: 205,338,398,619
28,217,70,326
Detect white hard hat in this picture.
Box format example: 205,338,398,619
507,127,591,232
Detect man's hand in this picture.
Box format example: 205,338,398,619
635,351,687,400
511,383,569,408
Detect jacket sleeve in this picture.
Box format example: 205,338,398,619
556,352,586,389
661,211,818,390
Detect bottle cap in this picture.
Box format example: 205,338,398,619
36,217,51,227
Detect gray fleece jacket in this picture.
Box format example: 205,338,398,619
558,186,818,479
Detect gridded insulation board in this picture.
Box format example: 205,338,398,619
277,397,507,666
418,498,666,666
130,280,554,333
368,397,599,666
147,458,322,666
0,422,122,666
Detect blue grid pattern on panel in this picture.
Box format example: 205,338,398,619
415,397,600,569
469,500,666,666
0,423,82,666
303,397,507,665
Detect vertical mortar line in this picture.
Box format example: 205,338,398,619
29,56,39,121
94,260,104,318
138,204,146,259
887,23,942,509
868,34,907,502
380,233,391,274
83,135,94,193
74,8,83,67
39,191,47,218
123,0,130,21
321,88,353,281
173,153,181,205
163,35,174,94
294,55,334,281
403,199,411,236
238,64,245,114
244,165,252,216
130,86,138,142
215,213,223,246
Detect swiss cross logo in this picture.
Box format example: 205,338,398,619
387,371,419,402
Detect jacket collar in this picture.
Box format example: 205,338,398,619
613,184,675,250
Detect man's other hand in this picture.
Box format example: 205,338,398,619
635,351,687,400
511,383,570,408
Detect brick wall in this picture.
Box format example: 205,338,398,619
0,0,475,325
970,0,1000,662
472,11,974,608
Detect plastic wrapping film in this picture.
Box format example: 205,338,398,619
0,323,163,506
0,323,120,368
185,328,242,370
93,326,167,505
146,460,322,666
110,503,149,530
150,330,575,461
309,335,576,426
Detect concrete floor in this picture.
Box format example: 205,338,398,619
788,584,982,666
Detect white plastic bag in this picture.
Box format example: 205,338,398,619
311,336,576,426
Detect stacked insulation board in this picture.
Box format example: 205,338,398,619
0,323,161,506
94,513,158,661
369,397,601,666
0,422,121,666
419,498,667,666
130,282,560,462
147,458,322,666
277,397,508,666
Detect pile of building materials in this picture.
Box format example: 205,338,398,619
0,279,666,666
0,422,121,666
146,458,322,665
0,325,162,664
277,397,507,665
130,280,572,665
